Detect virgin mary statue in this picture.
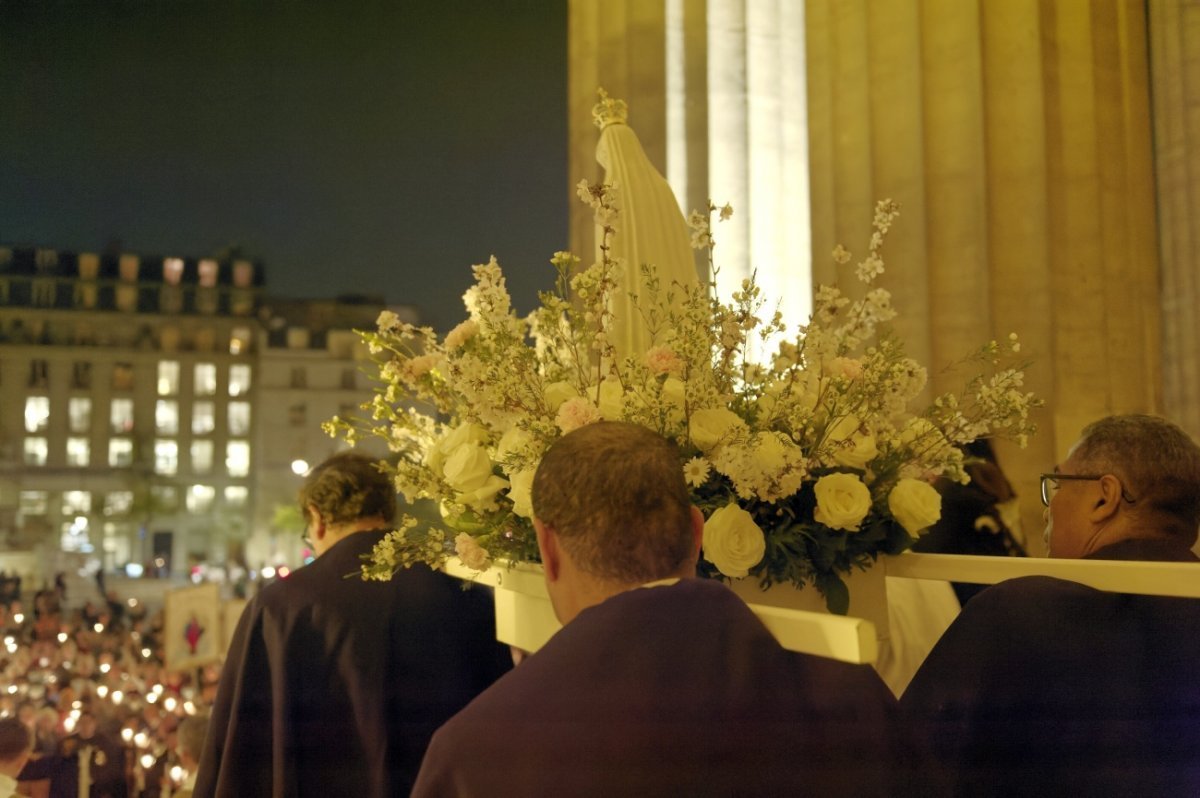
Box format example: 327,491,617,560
591,90,701,358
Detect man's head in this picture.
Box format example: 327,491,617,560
174,714,209,771
532,421,703,623
1044,414,1200,558
0,716,32,777
76,711,97,740
299,452,397,556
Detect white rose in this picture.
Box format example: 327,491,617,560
507,468,536,518
898,417,951,459
702,504,766,578
825,414,877,469
442,443,495,493
543,381,578,412
690,408,748,452
887,478,942,535
756,380,786,418
457,475,510,511
660,377,687,425
594,378,626,420
426,422,489,474
813,472,872,531
753,432,797,475
495,427,535,469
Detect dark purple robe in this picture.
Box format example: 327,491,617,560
413,578,903,797
193,530,511,798
902,540,1200,796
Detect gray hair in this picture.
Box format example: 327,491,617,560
1074,414,1200,542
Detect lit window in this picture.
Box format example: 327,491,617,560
119,254,139,281
229,364,251,396
61,517,91,552
78,253,99,279
69,398,92,433
104,492,133,517
24,437,48,466
228,402,251,436
224,486,249,507
19,491,47,516
198,259,218,288
116,284,137,312
66,438,90,467
233,260,253,288
24,397,49,433
157,361,179,395
63,490,91,515
187,485,216,514
192,401,214,435
191,440,213,473
154,440,178,475
230,327,252,356
110,398,134,433
108,438,133,467
163,257,184,285
194,363,217,395
155,400,179,435
226,441,250,477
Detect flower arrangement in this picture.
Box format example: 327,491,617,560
325,186,1039,613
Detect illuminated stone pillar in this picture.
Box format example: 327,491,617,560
1150,0,1200,440
570,0,812,330
806,0,1162,552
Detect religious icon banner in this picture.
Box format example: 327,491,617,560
164,583,221,671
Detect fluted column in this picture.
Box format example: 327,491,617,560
1151,0,1200,441
805,0,1163,552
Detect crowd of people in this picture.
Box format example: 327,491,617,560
0,576,216,797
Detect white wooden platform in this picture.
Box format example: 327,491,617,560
444,552,1200,668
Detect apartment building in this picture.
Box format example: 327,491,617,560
0,244,393,577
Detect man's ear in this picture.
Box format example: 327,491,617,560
534,518,560,583
307,504,325,539
1091,474,1125,522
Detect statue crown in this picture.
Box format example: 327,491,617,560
592,88,628,129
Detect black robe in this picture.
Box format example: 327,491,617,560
19,731,127,798
901,540,1200,796
413,578,905,797
193,530,511,798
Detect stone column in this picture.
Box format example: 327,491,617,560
1150,0,1200,440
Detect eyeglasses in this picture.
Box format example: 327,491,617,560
1039,473,1137,507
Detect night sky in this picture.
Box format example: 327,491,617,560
0,1,568,331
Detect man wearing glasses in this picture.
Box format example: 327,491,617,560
1039,414,1200,562
194,452,511,797
903,414,1200,796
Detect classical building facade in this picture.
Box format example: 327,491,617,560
0,244,392,577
